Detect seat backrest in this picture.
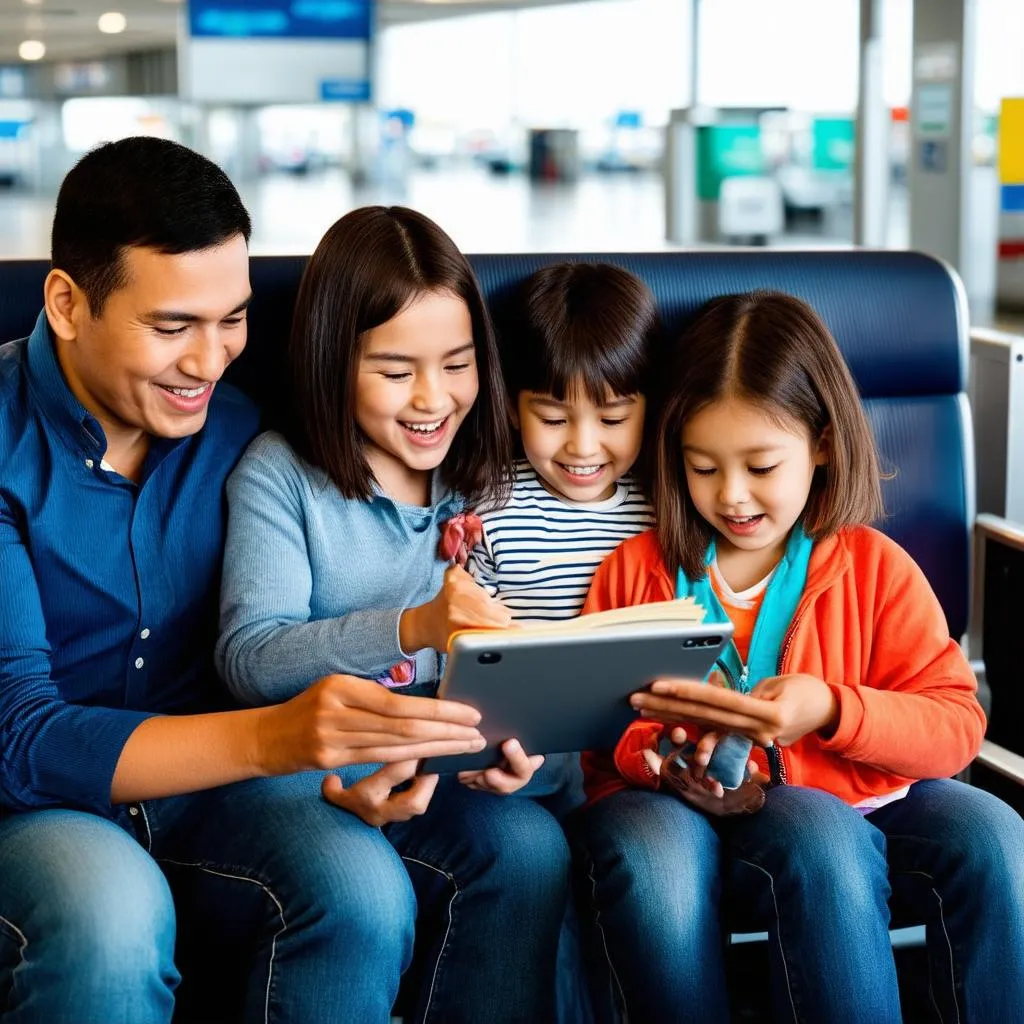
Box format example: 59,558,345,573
0,250,971,636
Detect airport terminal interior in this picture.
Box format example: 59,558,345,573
1,0,1023,328
3,1,1024,1021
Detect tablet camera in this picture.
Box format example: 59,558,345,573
683,636,722,649
477,652,503,665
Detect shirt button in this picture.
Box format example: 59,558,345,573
135,657,144,669
84,458,94,469
128,806,139,817
140,628,150,640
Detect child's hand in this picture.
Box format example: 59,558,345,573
643,728,768,816
748,673,840,746
400,565,512,653
630,679,781,746
458,739,545,795
321,760,438,826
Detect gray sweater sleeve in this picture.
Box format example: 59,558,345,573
215,436,410,705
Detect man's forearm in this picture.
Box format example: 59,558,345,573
110,708,270,804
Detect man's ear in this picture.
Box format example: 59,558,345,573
43,269,88,343
814,425,832,466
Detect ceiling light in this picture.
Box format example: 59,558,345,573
18,40,45,61
98,11,127,33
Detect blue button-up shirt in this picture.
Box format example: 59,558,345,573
0,311,259,815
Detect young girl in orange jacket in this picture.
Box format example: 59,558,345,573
570,290,1024,1024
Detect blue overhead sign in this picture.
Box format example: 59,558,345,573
189,0,371,39
320,78,370,102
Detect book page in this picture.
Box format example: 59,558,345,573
499,599,706,638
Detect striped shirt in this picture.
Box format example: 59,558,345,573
467,460,655,623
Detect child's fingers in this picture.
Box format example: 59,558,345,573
459,744,543,794
321,765,437,825
668,726,689,746
475,765,528,794
642,747,664,776
385,773,439,820
747,760,771,787
501,739,541,778
694,731,720,767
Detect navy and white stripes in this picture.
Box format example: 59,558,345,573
467,461,654,623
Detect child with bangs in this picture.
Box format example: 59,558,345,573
464,262,658,812
571,290,1024,1024
216,207,572,1023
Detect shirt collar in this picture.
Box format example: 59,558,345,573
23,308,187,475
369,470,460,512
24,309,107,457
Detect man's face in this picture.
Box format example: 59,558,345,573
56,234,251,443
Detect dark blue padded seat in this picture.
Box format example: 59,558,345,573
0,248,972,1019
0,250,972,638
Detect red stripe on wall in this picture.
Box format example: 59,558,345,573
999,240,1024,259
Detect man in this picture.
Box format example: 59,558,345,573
0,137,491,1022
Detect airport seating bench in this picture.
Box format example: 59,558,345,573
2,248,1020,1021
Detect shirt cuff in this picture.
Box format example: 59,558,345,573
31,706,158,816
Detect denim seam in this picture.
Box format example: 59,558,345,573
399,856,456,1024
0,912,28,1008
733,856,799,1024
158,858,286,1024
136,803,153,852
583,856,629,1023
903,868,960,1024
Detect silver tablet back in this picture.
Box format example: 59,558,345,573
419,621,734,774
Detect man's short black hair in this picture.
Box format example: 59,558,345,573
51,136,252,315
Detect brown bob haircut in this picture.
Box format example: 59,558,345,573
503,261,660,404
655,290,884,580
287,206,512,503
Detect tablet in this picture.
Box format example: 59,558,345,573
418,620,733,774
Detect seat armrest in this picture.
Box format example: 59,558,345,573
972,514,1024,787
976,513,1024,550
975,740,1024,785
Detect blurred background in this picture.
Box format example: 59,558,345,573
0,0,1022,323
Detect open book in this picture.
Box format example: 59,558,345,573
506,598,706,636
447,599,707,649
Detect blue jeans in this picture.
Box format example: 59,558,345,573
0,770,570,1023
572,778,1024,1024
569,788,730,1023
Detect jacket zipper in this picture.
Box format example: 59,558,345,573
717,627,795,786
766,619,798,787
715,657,739,690
715,655,777,786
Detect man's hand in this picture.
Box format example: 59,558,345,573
457,739,544,795
399,565,512,654
321,761,437,826
255,674,487,776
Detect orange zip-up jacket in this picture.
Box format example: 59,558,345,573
581,526,986,806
